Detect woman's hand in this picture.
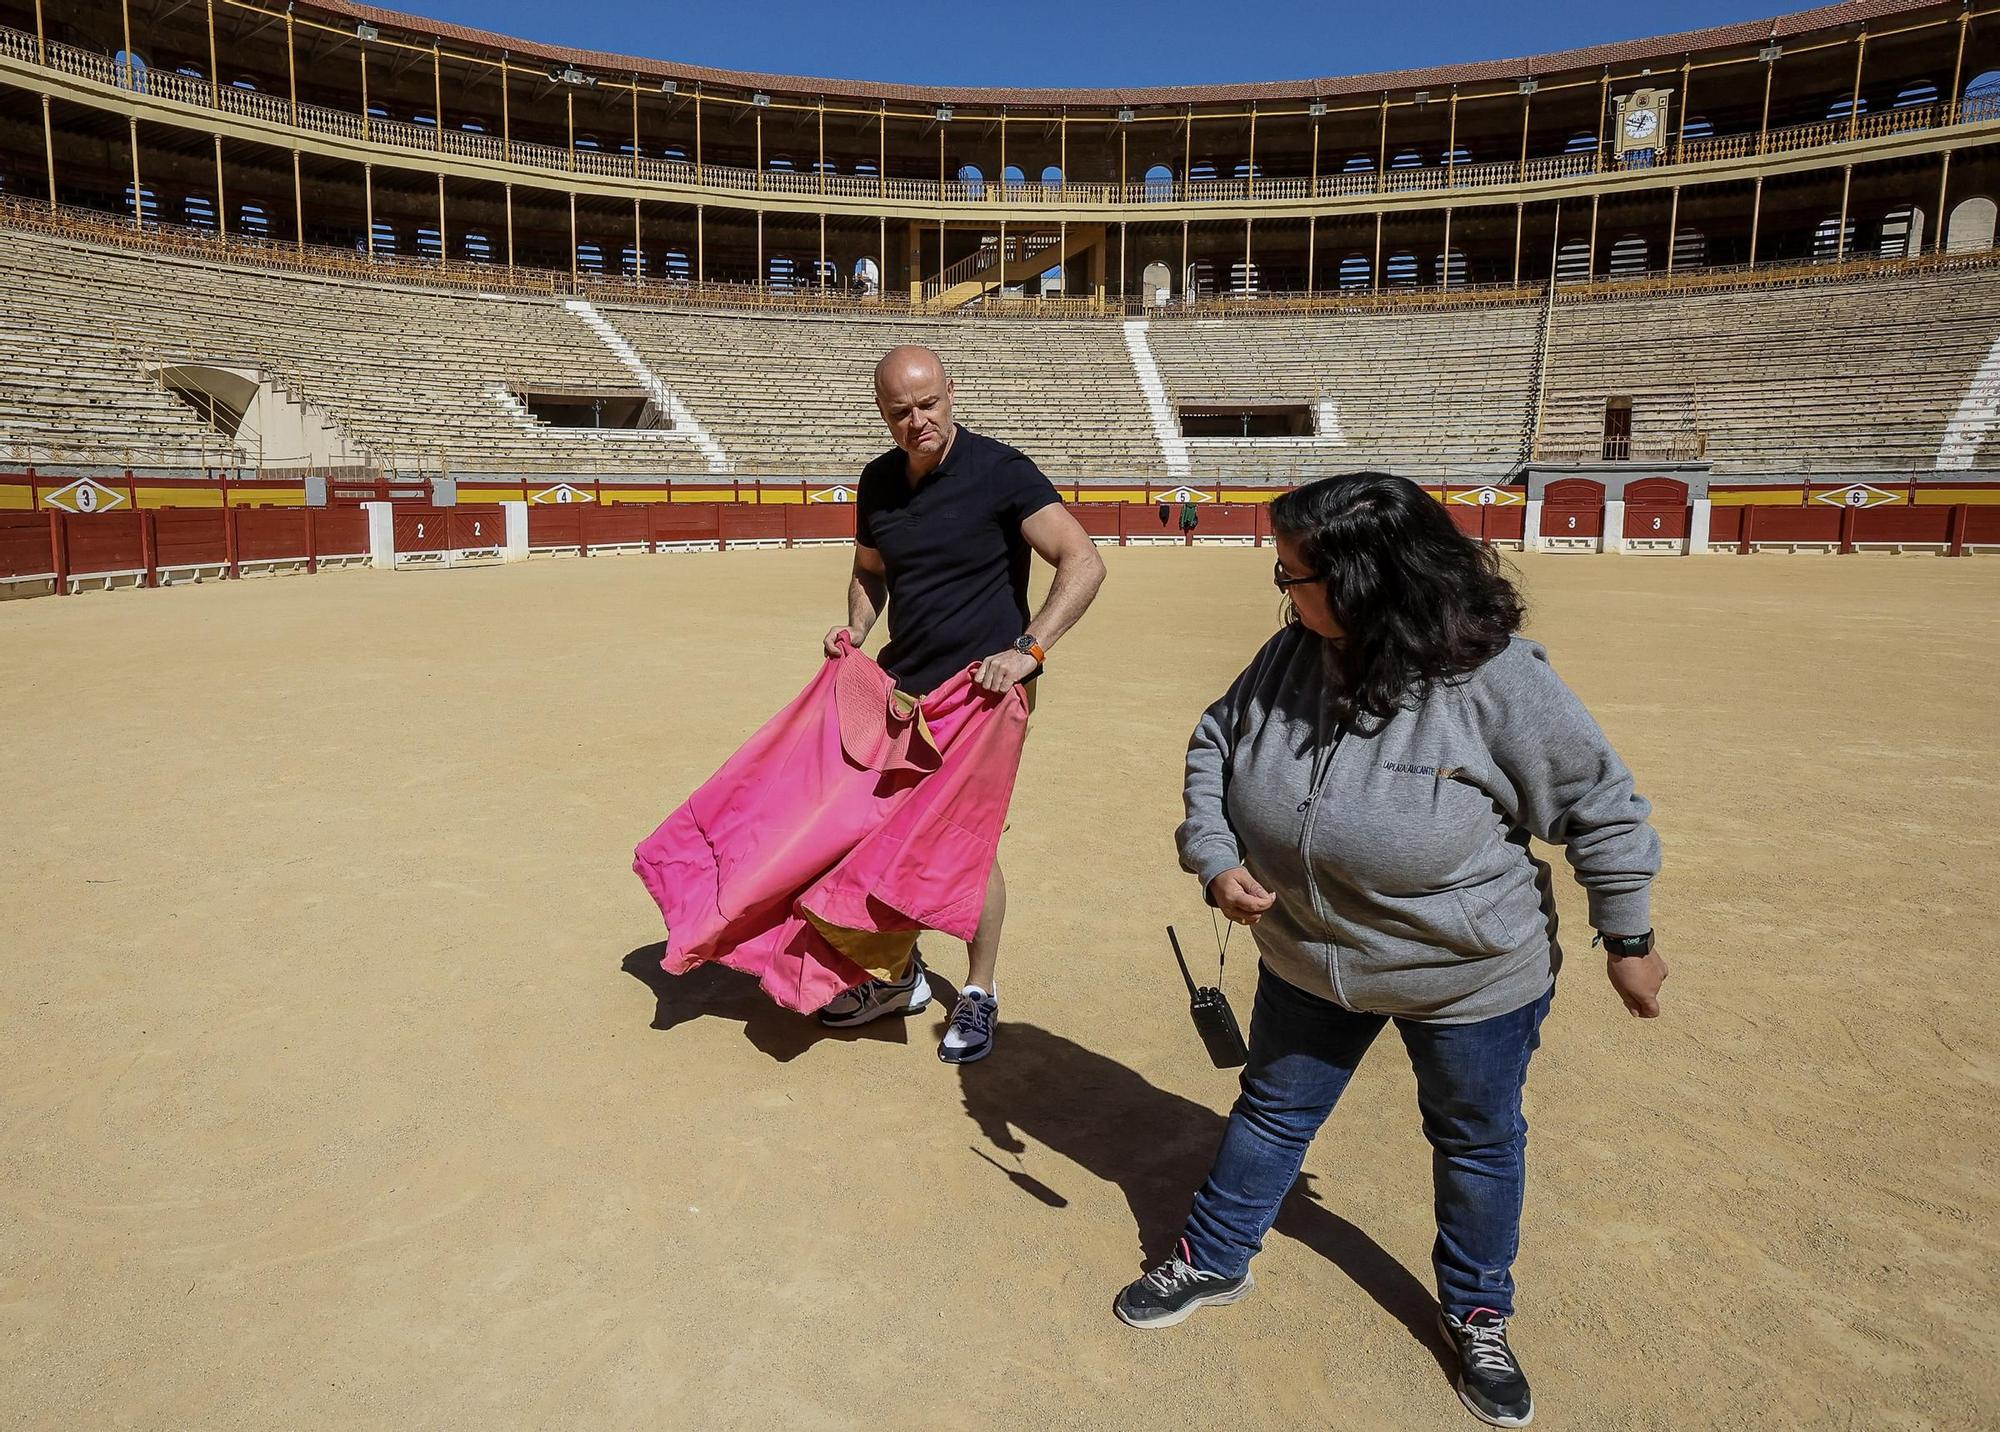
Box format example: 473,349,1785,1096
1209,866,1276,925
1606,948,1669,1018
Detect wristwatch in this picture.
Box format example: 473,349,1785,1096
1593,929,1655,958
1012,634,1047,665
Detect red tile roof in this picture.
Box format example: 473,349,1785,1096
302,0,1941,108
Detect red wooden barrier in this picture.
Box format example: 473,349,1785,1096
1622,478,1691,541
1542,479,1606,539
584,505,651,552
446,505,504,551
234,508,309,565
1189,505,1260,540
392,507,449,556
0,511,53,580
1709,506,1744,545
1742,506,1841,549
1071,505,1122,542
153,508,230,572
718,505,788,546
528,504,586,554
315,506,370,557
1961,504,2000,549
787,505,858,543
1486,505,1526,544
649,504,724,547
64,511,146,581
1850,504,1954,547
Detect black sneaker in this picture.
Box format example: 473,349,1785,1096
1113,1238,1254,1329
1438,1308,1534,1428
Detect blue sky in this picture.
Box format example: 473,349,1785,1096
410,0,1780,89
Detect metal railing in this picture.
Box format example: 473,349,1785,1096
10,192,2000,327
15,25,2000,214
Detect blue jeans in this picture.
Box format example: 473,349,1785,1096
1182,964,1553,1319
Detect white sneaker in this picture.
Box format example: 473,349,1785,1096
938,985,998,1064
818,954,932,1028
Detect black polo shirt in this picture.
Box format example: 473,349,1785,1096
857,425,1062,697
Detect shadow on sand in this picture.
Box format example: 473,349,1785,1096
623,946,1447,1368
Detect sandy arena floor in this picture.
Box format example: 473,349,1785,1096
1,545,1996,1430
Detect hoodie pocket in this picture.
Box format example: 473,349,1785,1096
1450,886,1522,957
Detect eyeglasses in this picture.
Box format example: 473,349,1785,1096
1272,560,1320,591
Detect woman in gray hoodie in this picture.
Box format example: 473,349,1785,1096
1114,472,1668,1429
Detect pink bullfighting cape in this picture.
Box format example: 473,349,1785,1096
633,634,1030,1013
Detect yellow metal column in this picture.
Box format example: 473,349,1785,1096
504,182,513,271
1666,186,1681,272
431,40,443,146
500,54,510,161
205,0,218,106
1595,69,1610,172
213,132,225,236
364,161,375,255
41,94,57,208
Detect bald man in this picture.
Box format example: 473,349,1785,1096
817,345,1106,1063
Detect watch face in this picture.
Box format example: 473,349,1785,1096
1624,108,1659,140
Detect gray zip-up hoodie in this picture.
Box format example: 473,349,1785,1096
1177,625,1660,1024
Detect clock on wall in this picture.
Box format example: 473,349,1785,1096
1614,88,1673,155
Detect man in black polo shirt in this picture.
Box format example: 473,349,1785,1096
817,344,1106,1063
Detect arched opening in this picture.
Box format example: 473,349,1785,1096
767,155,795,173
229,77,258,92
813,160,839,178
1144,163,1175,200
1041,164,1063,186
174,63,203,81
1608,234,1648,277
1555,240,1591,284
463,231,493,262
1680,115,1714,145
123,183,159,226
1232,160,1262,182
460,118,488,134
1564,131,1597,154
853,256,880,294
1343,154,1375,173
1879,204,1926,258
1188,159,1219,184
957,164,984,198
618,140,639,157
370,220,398,255
1826,93,1868,121
367,103,390,126
238,203,270,239
181,194,216,231
574,133,601,152
1385,250,1418,287
1337,253,1371,289
621,244,642,278
663,144,689,164
1432,248,1467,286
1673,228,1707,268
1002,164,1025,188
1602,396,1634,461
1947,195,1998,252
1894,81,1940,108
1965,69,2000,119
416,225,442,260
1440,145,1471,167
1812,214,1855,260
767,255,801,292
414,112,438,130
1186,259,1216,300
575,241,606,275
1229,260,1261,297
663,250,691,283
114,50,149,93
1389,148,1422,170
1142,260,1172,305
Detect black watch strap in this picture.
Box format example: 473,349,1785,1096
1593,929,1655,957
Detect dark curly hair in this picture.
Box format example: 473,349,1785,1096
1270,471,1525,729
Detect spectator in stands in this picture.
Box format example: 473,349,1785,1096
817,345,1105,1064
1114,472,1667,1429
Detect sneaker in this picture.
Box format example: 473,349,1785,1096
1113,1238,1254,1329
1438,1308,1534,1428
937,985,998,1064
817,953,931,1028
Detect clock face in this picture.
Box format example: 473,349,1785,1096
1624,107,1660,140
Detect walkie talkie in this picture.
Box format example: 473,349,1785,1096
1167,925,1249,1069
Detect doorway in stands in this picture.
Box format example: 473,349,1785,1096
1602,398,1634,462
